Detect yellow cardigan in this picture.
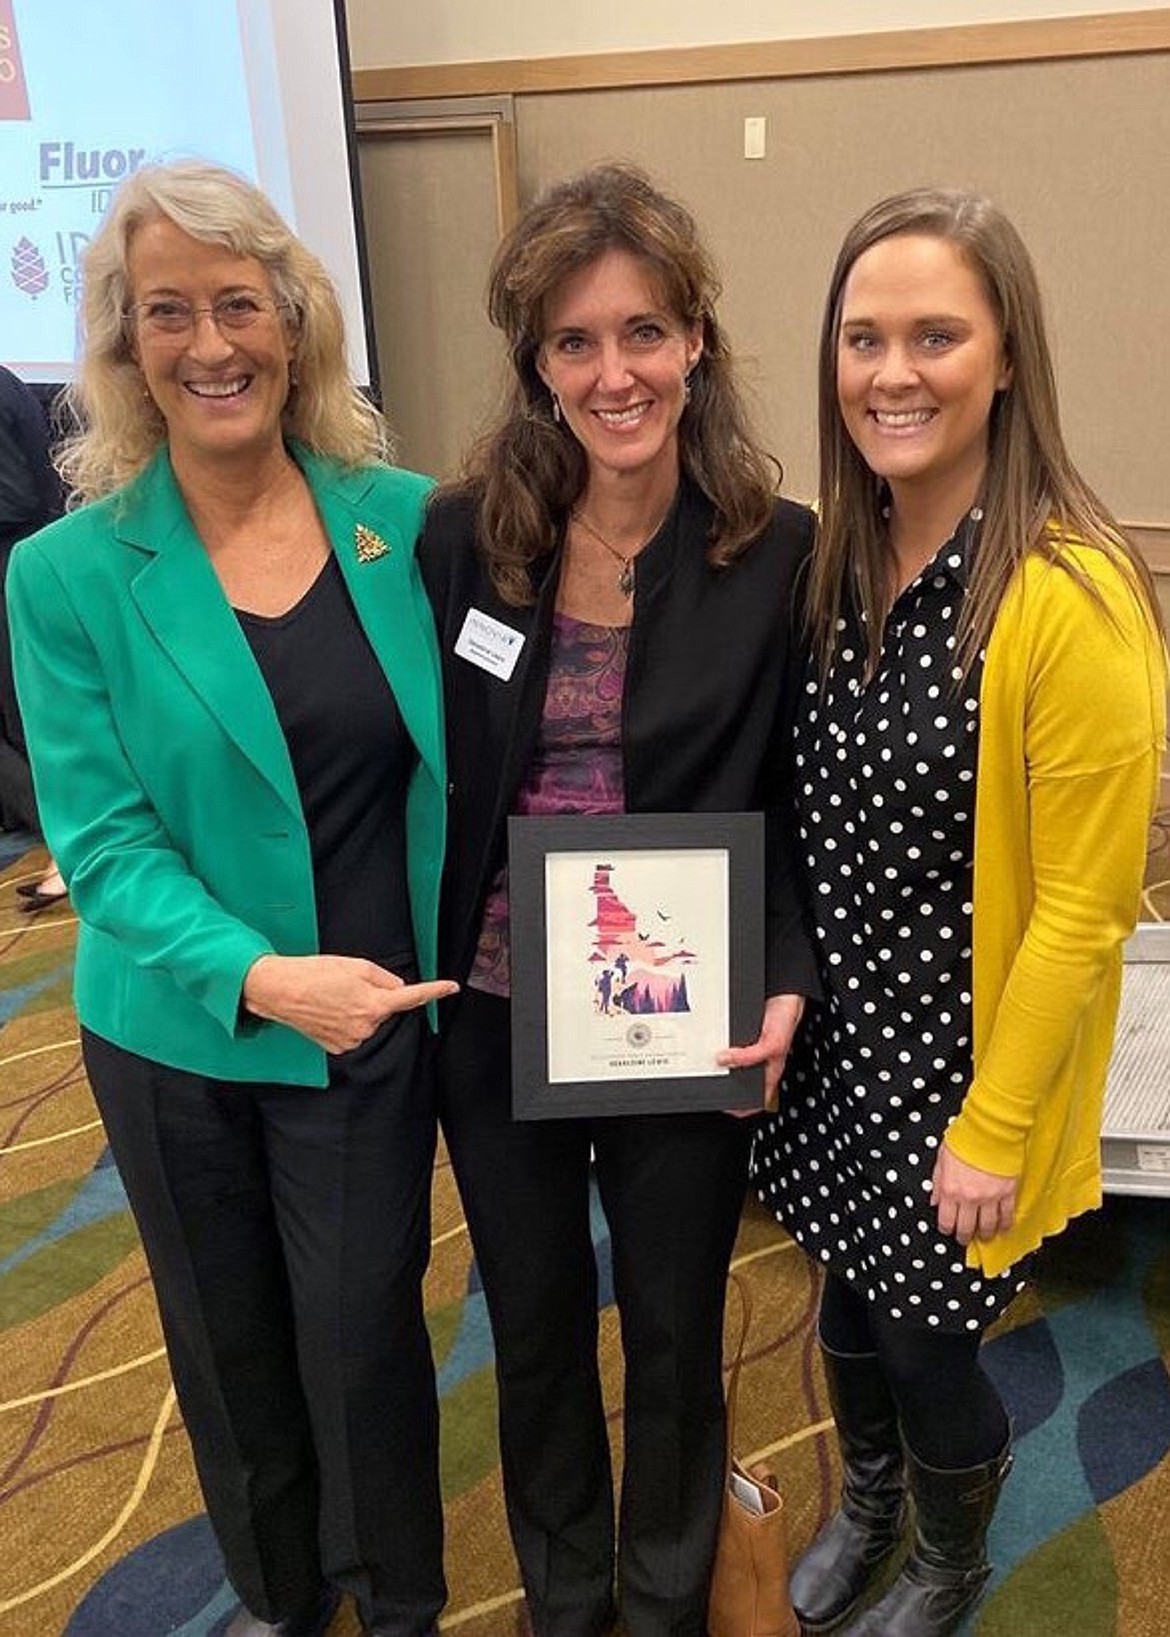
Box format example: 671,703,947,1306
946,540,1167,1275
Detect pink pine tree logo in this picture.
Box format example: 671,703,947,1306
11,237,48,298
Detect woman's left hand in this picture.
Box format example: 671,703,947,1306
930,1141,1018,1247
717,991,806,1113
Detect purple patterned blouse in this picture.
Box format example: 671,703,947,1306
469,611,628,997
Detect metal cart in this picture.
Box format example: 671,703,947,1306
1101,923,1170,1197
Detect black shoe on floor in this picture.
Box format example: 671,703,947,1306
17,883,69,913
843,1441,1012,1636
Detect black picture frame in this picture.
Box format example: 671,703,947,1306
508,811,765,1119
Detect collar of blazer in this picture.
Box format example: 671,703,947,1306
119,443,442,817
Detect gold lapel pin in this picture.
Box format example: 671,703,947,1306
355,524,391,563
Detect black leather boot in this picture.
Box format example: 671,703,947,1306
843,1440,1012,1636
789,1347,907,1633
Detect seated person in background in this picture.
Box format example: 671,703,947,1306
0,361,65,907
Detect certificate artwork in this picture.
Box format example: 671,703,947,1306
545,847,730,1084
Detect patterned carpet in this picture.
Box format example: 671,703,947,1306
1,822,1168,1637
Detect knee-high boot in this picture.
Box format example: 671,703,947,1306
842,1438,1012,1636
789,1348,908,1633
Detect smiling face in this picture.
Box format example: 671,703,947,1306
126,216,296,475
536,247,702,490
835,232,1012,515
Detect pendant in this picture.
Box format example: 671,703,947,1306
618,561,634,597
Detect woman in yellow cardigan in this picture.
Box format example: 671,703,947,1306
741,189,1166,1637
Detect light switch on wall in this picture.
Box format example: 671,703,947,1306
743,116,766,159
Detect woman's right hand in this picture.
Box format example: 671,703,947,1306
242,953,459,1053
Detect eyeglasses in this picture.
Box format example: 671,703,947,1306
125,293,291,338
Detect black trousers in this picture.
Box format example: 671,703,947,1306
82,1021,445,1634
438,987,752,1637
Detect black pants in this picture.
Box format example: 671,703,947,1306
82,1022,445,1634
819,1270,1009,1467
438,986,752,1637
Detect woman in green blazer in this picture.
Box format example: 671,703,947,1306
8,162,456,1637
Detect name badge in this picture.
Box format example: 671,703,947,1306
454,607,525,681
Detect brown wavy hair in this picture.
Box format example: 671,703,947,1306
450,162,779,605
809,186,1163,676
56,161,390,502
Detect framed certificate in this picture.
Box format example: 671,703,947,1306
508,812,765,1118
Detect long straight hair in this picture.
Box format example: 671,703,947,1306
809,187,1163,676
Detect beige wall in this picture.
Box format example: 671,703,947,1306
345,0,1169,68
513,56,1170,516
351,10,1168,795
356,48,1170,524
358,128,506,479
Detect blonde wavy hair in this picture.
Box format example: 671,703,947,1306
57,160,389,501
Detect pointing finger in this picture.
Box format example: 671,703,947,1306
382,979,460,1012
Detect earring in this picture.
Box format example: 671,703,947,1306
683,370,694,404
550,391,562,424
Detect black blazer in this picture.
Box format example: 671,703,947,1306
418,479,820,1005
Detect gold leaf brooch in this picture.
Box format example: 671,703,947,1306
355,524,390,562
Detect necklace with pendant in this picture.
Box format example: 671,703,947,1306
570,508,667,598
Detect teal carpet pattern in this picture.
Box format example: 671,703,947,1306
1,833,1168,1636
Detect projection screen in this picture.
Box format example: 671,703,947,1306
0,0,376,390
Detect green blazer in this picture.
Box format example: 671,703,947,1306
8,444,445,1086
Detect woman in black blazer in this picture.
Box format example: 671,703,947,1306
419,164,816,1637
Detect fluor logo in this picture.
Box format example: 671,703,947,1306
0,0,31,122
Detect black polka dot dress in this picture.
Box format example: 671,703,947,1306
752,516,1023,1332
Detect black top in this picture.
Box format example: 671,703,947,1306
753,516,1022,1331
0,365,62,557
237,552,416,972
418,479,820,1002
